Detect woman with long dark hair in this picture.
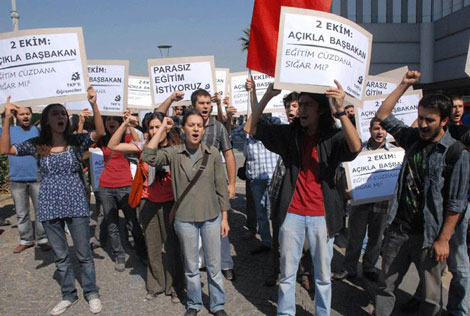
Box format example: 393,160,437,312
108,111,183,303
96,115,146,271
0,88,106,315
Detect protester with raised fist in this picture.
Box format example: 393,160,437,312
143,110,230,316
0,87,106,315
373,71,470,316
107,112,184,304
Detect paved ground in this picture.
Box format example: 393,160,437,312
0,144,455,315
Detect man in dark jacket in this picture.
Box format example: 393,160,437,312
245,80,361,316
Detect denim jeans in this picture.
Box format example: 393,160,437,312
447,205,470,316
91,190,107,246
99,186,146,259
42,217,99,301
250,179,272,247
375,228,446,316
278,213,334,316
10,181,48,245
245,179,257,234
175,215,225,313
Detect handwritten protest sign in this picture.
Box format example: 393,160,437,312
344,148,405,205
0,27,88,108
89,148,104,191
148,56,216,106
216,68,230,98
274,7,372,106
67,60,129,115
356,89,422,143
230,71,289,116
128,76,152,110
364,75,398,97
466,41,470,77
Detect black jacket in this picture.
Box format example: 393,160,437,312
254,119,359,237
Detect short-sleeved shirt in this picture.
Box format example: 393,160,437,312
202,116,232,152
98,135,134,188
0,126,40,182
14,133,95,221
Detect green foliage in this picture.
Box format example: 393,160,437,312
0,154,9,193
239,27,250,51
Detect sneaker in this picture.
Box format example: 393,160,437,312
50,298,78,315
115,256,125,272
170,291,180,304
89,298,102,314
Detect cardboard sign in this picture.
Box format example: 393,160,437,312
344,147,405,205
0,27,88,107
356,90,423,143
89,148,104,191
148,56,216,106
274,7,372,106
230,71,290,116
465,41,470,77
216,68,230,98
364,75,398,97
67,60,129,115
378,66,409,81
128,76,152,110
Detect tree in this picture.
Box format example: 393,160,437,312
238,27,250,51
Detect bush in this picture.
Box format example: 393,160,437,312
0,155,10,193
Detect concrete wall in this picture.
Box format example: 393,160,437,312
358,5,470,83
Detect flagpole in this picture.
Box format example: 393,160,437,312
246,68,252,139
11,0,19,31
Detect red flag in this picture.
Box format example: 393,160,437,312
247,0,331,77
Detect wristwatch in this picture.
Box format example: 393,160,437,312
334,111,347,118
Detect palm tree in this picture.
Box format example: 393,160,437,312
238,27,250,51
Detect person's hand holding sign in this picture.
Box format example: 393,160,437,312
87,86,97,106
4,96,20,121
326,80,345,114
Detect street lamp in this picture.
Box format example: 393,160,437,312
157,45,172,58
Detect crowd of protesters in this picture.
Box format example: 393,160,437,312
0,70,469,316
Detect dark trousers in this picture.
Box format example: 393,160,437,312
139,199,183,294
343,206,387,274
375,228,446,316
245,179,257,234
99,186,146,258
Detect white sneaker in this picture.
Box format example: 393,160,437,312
89,298,102,314
50,298,78,315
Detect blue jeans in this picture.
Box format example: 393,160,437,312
10,181,48,245
278,213,333,316
447,205,470,316
175,215,225,313
42,217,99,301
99,186,146,258
250,179,272,247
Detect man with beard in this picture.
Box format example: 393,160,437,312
0,105,50,253
373,71,470,316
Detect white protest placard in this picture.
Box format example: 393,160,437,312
128,76,152,110
230,71,290,116
356,89,422,143
274,7,372,106
0,27,89,108
89,148,104,191
66,60,129,115
216,68,230,98
465,41,470,77
344,148,405,205
148,56,216,106
364,75,398,97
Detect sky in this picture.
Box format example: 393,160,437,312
0,0,254,76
